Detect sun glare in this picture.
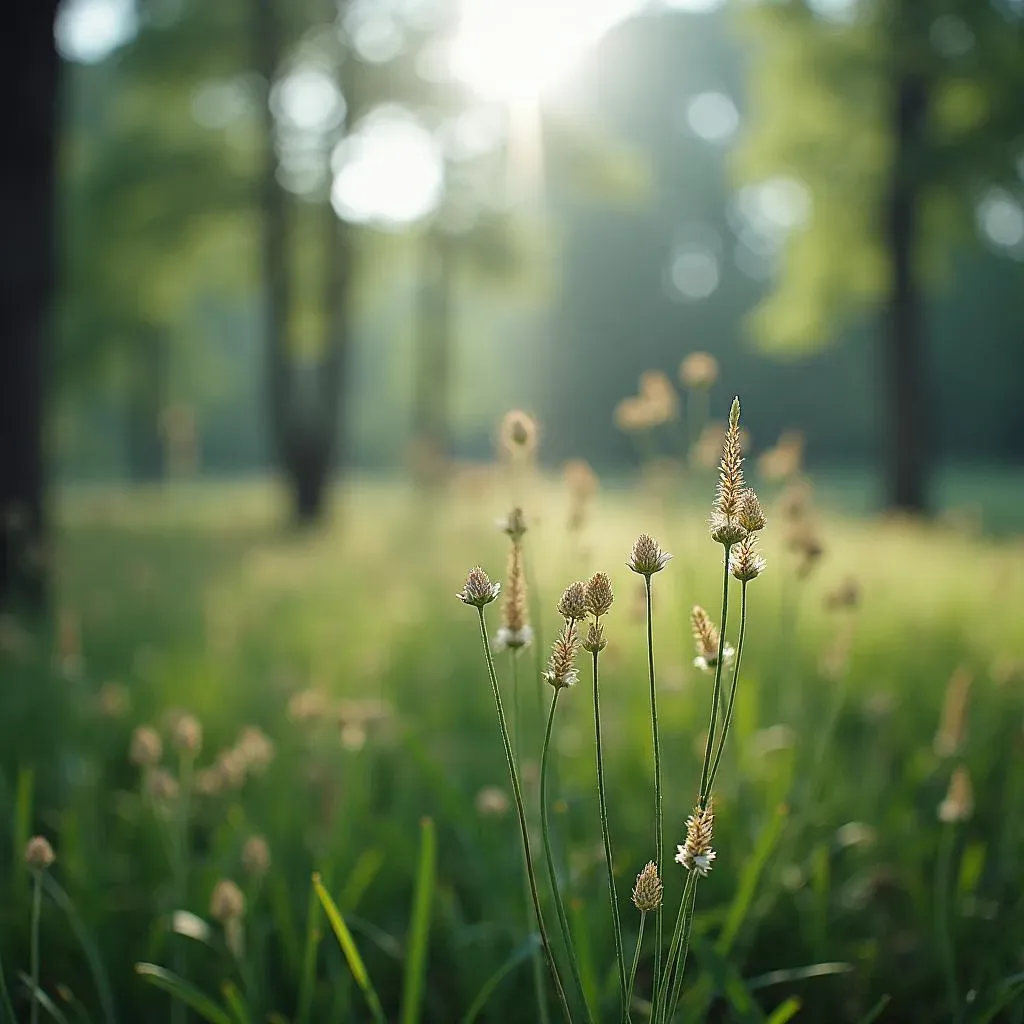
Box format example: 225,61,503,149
449,0,642,102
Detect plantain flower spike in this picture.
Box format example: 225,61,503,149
457,567,501,608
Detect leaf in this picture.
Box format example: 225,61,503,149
975,975,1024,1024
43,875,118,1024
462,936,541,1024
401,818,436,1024
746,962,854,991
766,996,802,1024
18,973,71,1024
339,849,385,913
313,873,387,1024
133,964,233,1024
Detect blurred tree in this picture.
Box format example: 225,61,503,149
1,1,61,611
737,0,1024,511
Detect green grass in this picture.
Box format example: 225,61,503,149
1,472,1023,1023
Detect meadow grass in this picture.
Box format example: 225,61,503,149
1,470,1023,1023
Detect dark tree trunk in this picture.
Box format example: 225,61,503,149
882,35,929,513
0,2,60,611
412,227,455,485
126,325,166,481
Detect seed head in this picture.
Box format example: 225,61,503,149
130,725,163,767
475,786,510,817
938,766,974,823
457,567,501,608
679,351,719,389
25,835,55,872
583,572,614,618
497,507,528,541
210,879,246,924
628,534,671,577
757,431,803,482
711,397,745,541
236,726,275,773
145,767,180,803
241,835,271,878
934,667,971,758
557,581,589,622
675,800,716,877
171,713,203,757
495,542,532,651
691,606,734,671
614,396,659,433
738,489,766,533
729,535,766,582
632,861,663,912
499,410,538,458
639,370,679,423
824,576,860,611
544,622,580,689
581,620,607,654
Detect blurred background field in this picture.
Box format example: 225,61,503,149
2,0,1024,1021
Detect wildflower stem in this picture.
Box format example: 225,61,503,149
705,581,749,798
643,575,664,1019
592,649,628,1021
30,870,42,1024
514,651,552,1024
935,822,962,1024
666,877,699,1021
698,547,732,806
541,687,593,1022
476,609,572,1024
625,912,645,1018
655,872,695,1020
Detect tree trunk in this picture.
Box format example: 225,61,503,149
126,325,166,481
0,1,60,612
412,227,455,485
882,38,929,513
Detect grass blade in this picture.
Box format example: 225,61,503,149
0,947,17,1024
17,973,70,1024
765,996,801,1024
43,875,118,1024
462,936,541,1024
13,767,34,895
746,962,854,991
976,978,1024,1024
401,818,436,1024
133,964,233,1024
857,994,890,1024
339,849,385,913
220,981,252,1024
295,877,323,1024
313,873,387,1024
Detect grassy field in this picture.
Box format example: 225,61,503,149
1,468,1023,1023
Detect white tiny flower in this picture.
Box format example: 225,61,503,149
693,643,735,672
693,851,716,876
493,626,533,652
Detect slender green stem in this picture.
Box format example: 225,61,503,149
655,873,694,1020
643,576,664,1019
171,753,193,1024
936,823,962,1024
476,609,572,1024
666,878,699,1021
625,913,645,1018
697,548,732,806
541,688,592,1022
30,871,42,1024
513,651,552,1024
592,649,628,1021
705,582,748,799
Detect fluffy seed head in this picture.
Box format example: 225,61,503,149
738,489,766,533
639,370,679,423
690,606,734,670
711,397,745,537
628,534,672,576
730,535,766,582
210,879,246,924
585,573,614,618
457,567,501,608
171,713,203,757
557,581,589,622
679,351,719,389
241,835,271,878
499,410,538,458
130,725,163,767
676,800,716,877
632,861,663,912
938,766,974,823
500,541,530,632
581,620,607,654
498,507,527,541
544,622,580,689
708,513,747,547
25,835,55,872
614,396,660,433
